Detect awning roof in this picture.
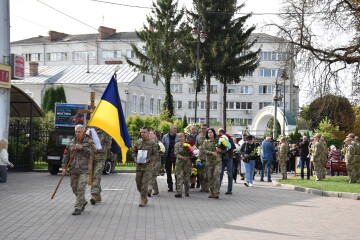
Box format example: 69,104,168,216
10,85,44,117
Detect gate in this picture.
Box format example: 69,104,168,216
8,120,49,171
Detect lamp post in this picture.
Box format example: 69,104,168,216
281,70,288,136
273,77,282,140
191,21,206,123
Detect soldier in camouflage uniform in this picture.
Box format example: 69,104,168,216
312,133,326,181
344,138,357,183
174,133,192,198
201,128,223,199
133,127,158,207
278,137,289,180
90,127,112,205
62,125,95,215
148,130,164,197
195,124,208,192
354,136,360,180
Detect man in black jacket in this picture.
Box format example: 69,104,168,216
298,136,310,180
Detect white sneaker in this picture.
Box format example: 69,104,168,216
249,183,253,187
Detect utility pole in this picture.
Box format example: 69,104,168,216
0,0,11,139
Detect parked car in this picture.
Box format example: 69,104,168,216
45,127,113,175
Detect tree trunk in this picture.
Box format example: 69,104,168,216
206,74,211,126
223,79,227,132
163,74,174,119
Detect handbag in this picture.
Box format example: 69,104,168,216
222,152,230,162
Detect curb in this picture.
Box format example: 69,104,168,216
272,180,360,200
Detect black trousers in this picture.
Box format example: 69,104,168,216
233,159,240,181
165,160,175,190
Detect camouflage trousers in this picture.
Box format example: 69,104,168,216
136,162,152,200
279,161,287,179
175,159,192,195
346,160,357,182
206,160,221,196
70,173,88,210
198,160,208,191
355,155,360,180
314,160,325,180
91,159,105,196
148,160,161,193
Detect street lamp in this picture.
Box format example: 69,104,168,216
191,21,207,123
273,77,283,140
281,70,288,136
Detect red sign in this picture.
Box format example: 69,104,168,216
11,54,25,79
0,64,11,88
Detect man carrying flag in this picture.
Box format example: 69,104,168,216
87,74,132,165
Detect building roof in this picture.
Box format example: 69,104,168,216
12,64,140,85
11,32,138,45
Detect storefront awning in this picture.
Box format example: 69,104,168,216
10,85,44,117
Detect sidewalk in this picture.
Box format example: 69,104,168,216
0,171,359,240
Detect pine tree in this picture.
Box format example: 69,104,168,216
182,114,188,129
127,0,185,119
186,0,260,126
42,87,55,112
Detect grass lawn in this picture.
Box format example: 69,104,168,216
278,176,360,193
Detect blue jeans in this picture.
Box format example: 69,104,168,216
260,160,272,181
245,160,255,184
300,157,310,179
220,159,233,192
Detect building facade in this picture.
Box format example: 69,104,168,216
11,27,299,130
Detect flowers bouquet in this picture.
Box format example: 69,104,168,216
183,141,200,158
191,167,198,177
216,136,231,152
243,146,260,163
158,142,165,153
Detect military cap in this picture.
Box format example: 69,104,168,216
344,137,352,142
347,133,355,138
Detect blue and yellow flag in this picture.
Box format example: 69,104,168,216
88,75,131,163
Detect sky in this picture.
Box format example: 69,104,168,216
9,0,282,41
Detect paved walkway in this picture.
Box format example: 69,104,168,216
0,171,359,240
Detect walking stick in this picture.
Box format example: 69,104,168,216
51,128,88,199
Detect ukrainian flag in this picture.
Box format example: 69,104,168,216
88,75,131,163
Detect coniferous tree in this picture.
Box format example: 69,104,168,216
127,0,185,119
55,85,67,103
185,0,260,126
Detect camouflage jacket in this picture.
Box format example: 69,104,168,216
278,142,288,162
133,138,158,165
200,139,221,163
345,144,355,164
195,134,207,160
62,135,95,174
174,142,191,164
313,141,325,162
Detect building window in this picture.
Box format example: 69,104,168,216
126,50,135,58
132,95,137,113
261,52,287,61
73,51,96,60
210,85,218,94
24,53,41,62
157,99,161,114
150,98,155,114
244,70,253,77
227,102,252,110
170,84,182,93
259,68,283,77
210,101,217,110
259,85,275,94
239,86,253,94
174,101,182,109
227,118,253,126
47,52,68,61
227,87,236,94
101,50,121,59
189,85,205,93
259,102,272,109
139,96,145,114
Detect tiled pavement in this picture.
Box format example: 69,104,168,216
0,171,359,240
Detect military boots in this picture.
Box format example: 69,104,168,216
90,194,102,205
